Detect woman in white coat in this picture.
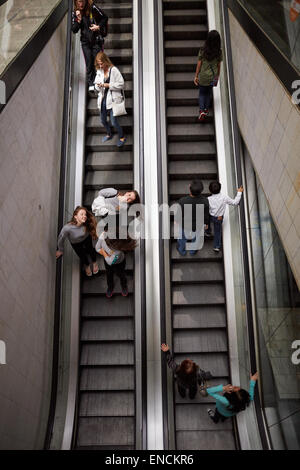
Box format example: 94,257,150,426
94,52,126,148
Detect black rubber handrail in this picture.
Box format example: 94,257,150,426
0,0,68,113
222,0,271,450
44,0,73,450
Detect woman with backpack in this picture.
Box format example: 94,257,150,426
207,372,259,423
161,344,213,399
72,0,108,90
194,30,222,122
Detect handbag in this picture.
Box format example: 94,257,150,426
199,380,209,397
198,369,213,397
209,63,219,87
112,89,127,117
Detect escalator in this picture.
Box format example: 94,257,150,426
73,0,136,450
163,0,237,450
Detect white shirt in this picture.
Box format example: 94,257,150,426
208,191,242,217
94,66,124,111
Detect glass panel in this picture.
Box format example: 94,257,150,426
238,0,300,72
0,0,61,75
244,146,300,449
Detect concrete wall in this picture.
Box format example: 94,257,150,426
0,15,67,449
229,11,300,290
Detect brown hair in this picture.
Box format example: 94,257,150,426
95,51,114,70
118,190,141,206
176,360,199,385
69,206,97,240
106,235,137,252
73,0,93,16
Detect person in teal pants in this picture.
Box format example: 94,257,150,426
207,372,258,423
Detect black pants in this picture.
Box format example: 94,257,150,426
210,408,228,423
81,42,103,86
71,235,96,266
177,382,198,400
105,258,127,291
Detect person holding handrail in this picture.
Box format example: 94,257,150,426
56,206,99,277
207,372,259,423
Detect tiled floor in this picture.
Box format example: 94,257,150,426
0,0,60,74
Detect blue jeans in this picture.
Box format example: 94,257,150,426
210,215,223,249
177,229,203,255
199,85,212,111
101,98,124,139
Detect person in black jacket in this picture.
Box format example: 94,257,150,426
72,0,108,90
161,344,213,399
176,180,209,256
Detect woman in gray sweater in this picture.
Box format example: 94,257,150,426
56,206,99,277
91,187,140,217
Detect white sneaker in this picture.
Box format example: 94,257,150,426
213,248,220,253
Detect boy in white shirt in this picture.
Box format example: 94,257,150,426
208,181,244,252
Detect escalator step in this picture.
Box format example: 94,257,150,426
167,106,214,124
176,405,232,431
104,33,133,49
82,276,134,295
168,124,215,142
85,169,133,188
172,284,225,306
85,152,133,171
167,88,198,106
173,306,226,329
166,56,199,72
172,261,224,283
168,141,216,159
99,4,133,18
104,48,133,64
106,17,133,34
176,431,236,451
81,296,134,318
86,134,133,152
173,329,228,353
81,318,134,342
166,73,199,90
80,366,135,391
169,159,217,178
164,24,207,41
164,9,207,25
165,40,204,56
80,343,134,366
170,239,222,261
87,115,133,134
76,417,135,447
79,391,135,417
163,0,206,9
